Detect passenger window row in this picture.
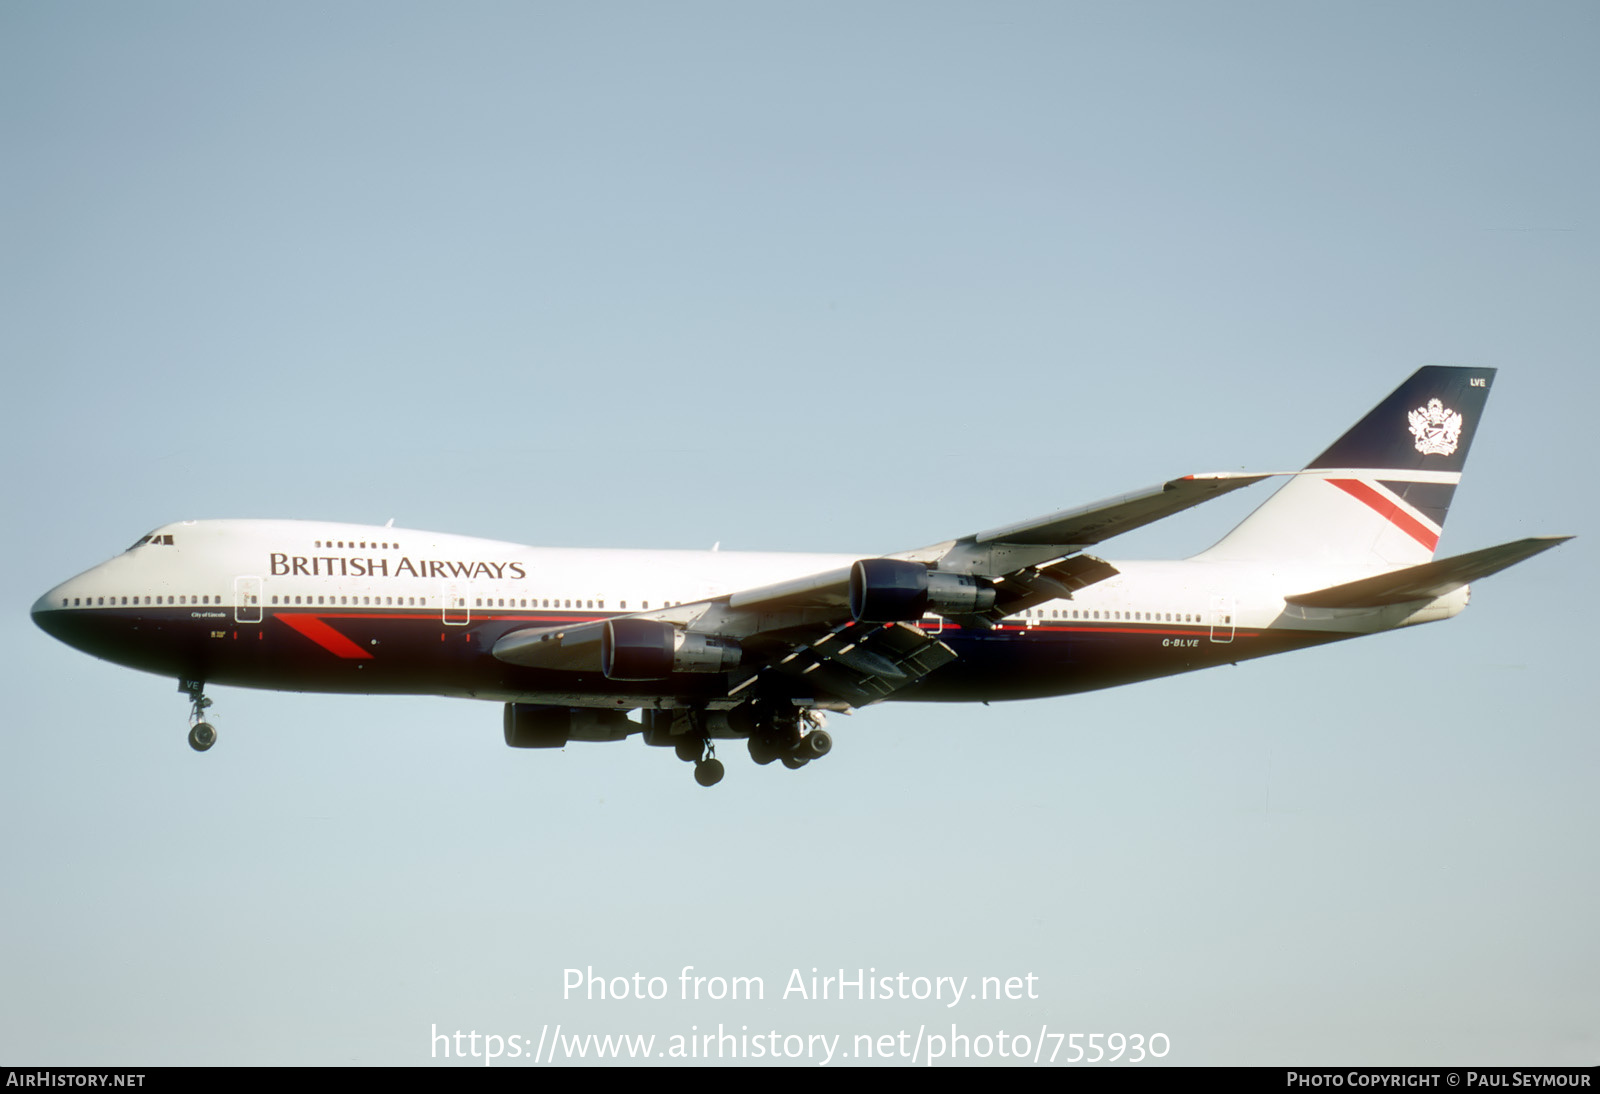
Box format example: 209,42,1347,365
1008,608,1212,623
473,598,606,610
63,595,219,607
60,593,646,610
271,595,426,606
61,595,1223,625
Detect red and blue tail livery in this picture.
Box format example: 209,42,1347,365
32,368,1570,786
1198,367,1497,568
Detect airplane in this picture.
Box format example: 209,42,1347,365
31,367,1570,786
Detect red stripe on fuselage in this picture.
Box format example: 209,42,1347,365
1327,478,1440,551
276,613,374,659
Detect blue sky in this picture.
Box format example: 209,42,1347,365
2,2,1595,1065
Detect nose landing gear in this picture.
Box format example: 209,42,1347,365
181,679,216,752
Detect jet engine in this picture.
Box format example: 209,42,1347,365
600,618,742,680
849,558,995,623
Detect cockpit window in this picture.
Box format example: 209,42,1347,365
124,533,175,551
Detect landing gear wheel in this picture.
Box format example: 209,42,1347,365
674,738,701,763
748,734,782,765
181,679,217,753
781,755,807,770
693,758,725,787
188,722,216,752
801,729,832,759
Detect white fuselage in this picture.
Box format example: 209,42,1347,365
33,519,1467,709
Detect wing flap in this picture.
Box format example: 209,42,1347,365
1285,535,1572,608
768,621,957,706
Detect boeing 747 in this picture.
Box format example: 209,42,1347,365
32,368,1569,785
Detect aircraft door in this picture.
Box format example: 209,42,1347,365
442,582,470,625
1209,595,1235,644
234,576,263,624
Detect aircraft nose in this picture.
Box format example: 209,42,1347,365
32,586,71,642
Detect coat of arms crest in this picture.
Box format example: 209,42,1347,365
1408,398,1463,456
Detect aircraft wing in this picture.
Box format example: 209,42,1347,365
698,470,1273,615
706,470,1271,626
897,471,1275,574
492,471,1273,706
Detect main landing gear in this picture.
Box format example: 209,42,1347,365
667,731,726,787
694,747,725,789
747,709,832,770
182,679,216,752
657,705,832,788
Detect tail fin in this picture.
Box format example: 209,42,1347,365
1197,367,1496,566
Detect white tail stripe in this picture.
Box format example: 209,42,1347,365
1296,467,1461,485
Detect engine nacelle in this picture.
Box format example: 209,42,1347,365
601,618,742,680
504,704,634,748
849,559,995,623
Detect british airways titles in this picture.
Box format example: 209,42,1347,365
268,553,528,581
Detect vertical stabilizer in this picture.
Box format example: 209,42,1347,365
1196,367,1496,566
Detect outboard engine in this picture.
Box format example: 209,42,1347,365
849,559,995,623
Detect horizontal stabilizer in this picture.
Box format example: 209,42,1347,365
1285,536,1572,608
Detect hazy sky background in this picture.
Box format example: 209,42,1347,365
2,1,1594,1066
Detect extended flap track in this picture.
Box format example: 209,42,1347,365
755,621,958,706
